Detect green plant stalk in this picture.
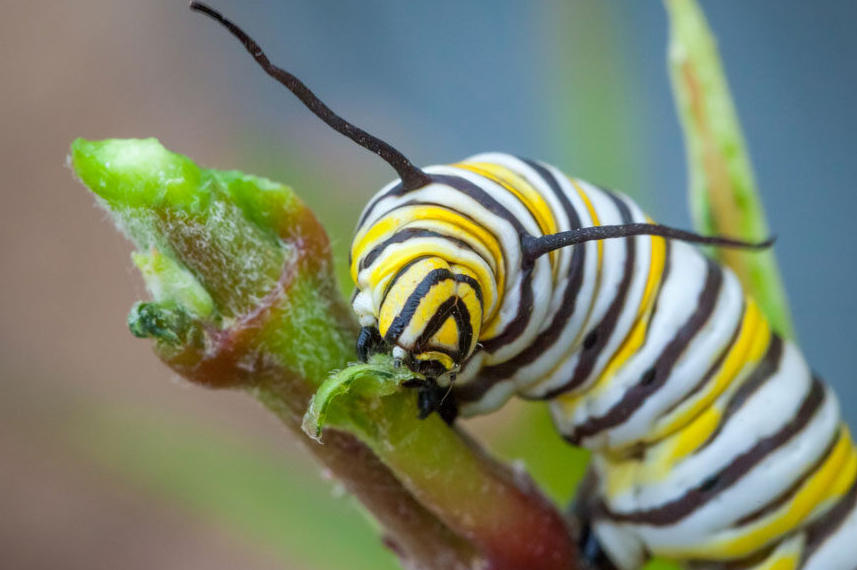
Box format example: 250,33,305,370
71,138,577,570
663,0,794,339
305,360,577,570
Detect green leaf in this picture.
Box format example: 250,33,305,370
303,356,413,440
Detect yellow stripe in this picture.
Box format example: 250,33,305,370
601,406,725,497
377,257,450,338
351,205,504,287
453,265,484,355
403,280,456,343
748,535,803,570
456,161,558,241
431,316,460,351
366,239,497,323
414,351,455,370
826,431,857,499
760,556,798,570
570,178,603,272
352,205,505,321
664,428,854,560
649,298,770,442
555,234,666,417
399,218,499,273
599,234,667,379
456,161,563,292
603,457,639,499
668,405,722,462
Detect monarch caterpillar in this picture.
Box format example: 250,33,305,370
191,4,857,569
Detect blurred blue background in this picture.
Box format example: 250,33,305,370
1,1,855,569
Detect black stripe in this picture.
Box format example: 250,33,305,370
413,276,479,361
380,256,431,307
603,377,826,526
658,303,745,419
358,164,538,231
565,258,723,443
693,336,784,454
384,268,454,343
465,162,551,232
541,192,639,399
734,424,840,526
363,173,529,237
453,274,484,312
456,159,589,402
414,297,456,351
719,544,778,570
452,300,474,358
356,180,407,229
480,262,535,352
483,160,587,373
360,228,475,271
366,198,505,275
426,174,529,235
424,173,538,355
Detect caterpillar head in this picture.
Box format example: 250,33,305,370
353,256,483,379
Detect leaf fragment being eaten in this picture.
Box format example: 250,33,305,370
303,356,418,442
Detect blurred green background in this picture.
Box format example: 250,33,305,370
1,1,855,569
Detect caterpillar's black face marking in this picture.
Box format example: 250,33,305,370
369,256,483,376
411,358,449,378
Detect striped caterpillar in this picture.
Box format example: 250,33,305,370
191,4,857,569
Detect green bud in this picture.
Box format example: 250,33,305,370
132,249,215,319
71,138,287,318
128,302,194,346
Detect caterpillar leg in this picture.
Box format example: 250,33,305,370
401,378,459,424
578,521,620,570
571,470,643,570
356,325,385,362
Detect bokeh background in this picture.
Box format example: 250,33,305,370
2,1,856,569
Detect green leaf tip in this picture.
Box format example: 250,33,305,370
302,356,417,442
70,137,333,319
70,138,207,212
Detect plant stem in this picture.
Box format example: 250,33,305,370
664,0,795,338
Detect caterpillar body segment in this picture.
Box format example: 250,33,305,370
349,153,857,570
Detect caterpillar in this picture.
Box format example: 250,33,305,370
191,4,857,570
